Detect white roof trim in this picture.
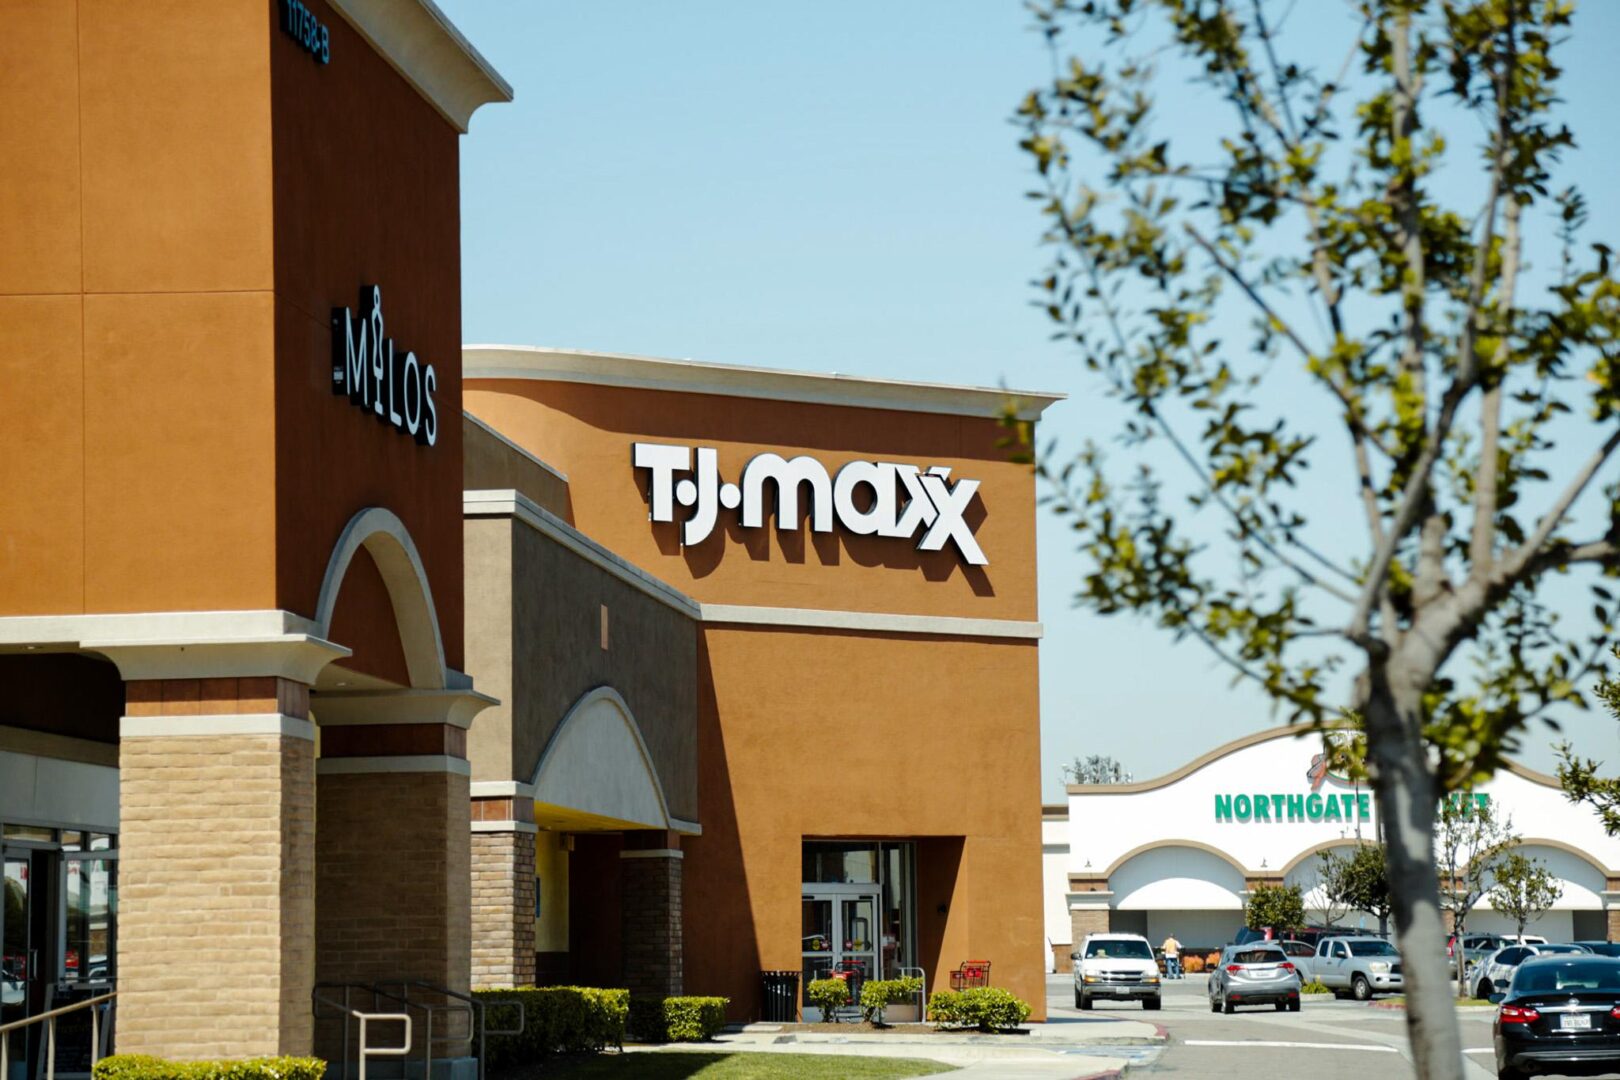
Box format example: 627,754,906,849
700,604,1043,640
464,490,702,619
0,610,351,682
463,345,1065,421
328,0,513,133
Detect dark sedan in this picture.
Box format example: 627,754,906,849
1493,955,1620,1080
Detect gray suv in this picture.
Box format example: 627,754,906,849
1208,943,1303,1013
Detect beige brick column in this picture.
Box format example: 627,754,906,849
1067,877,1113,947
621,830,683,998
470,792,538,989
310,688,488,1060
118,678,316,1059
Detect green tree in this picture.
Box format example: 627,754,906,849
1018,3,1620,1075
1436,795,1515,996
1558,651,1620,833
1245,881,1306,933
1489,850,1563,939
1061,754,1134,784
1318,843,1393,934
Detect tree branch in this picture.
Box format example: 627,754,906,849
1498,427,1620,584
1469,197,1523,574
1047,189,1360,605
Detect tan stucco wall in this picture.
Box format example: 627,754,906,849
462,514,700,820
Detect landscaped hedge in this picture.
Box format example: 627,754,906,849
859,976,925,1022
472,986,629,1065
94,1057,325,1080
806,977,851,1019
628,996,730,1042
927,987,1032,1032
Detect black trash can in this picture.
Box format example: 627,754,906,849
760,969,800,1022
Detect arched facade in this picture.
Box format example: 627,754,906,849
1056,727,1620,954
528,687,677,831
315,506,449,690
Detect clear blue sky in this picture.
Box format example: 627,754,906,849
439,1,1620,799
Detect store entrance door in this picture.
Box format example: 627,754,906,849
3,848,53,1080
800,887,880,1019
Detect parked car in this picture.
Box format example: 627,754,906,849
1276,940,1316,962
1208,943,1302,1014
1072,932,1162,1011
1573,941,1620,959
1449,932,1511,982
1298,935,1403,1000
1492,955,1620,1080
1473,943,1591,998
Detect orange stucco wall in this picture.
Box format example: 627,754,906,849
465,378,1046,1018
0,0,465,675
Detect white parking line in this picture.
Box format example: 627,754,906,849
1185,1040,1400,1052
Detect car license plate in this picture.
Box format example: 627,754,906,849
1559,1013,1592,1031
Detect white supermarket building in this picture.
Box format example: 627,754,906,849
1043,727,1620,970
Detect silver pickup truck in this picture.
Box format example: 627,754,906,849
1296,935,1404,1000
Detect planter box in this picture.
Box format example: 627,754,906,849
885,1003,921,1023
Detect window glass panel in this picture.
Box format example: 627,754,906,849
63,858,116,983
880,844,914,978
2,825,53,843
89,834,113,852
60,832,83,853
802,843,878,884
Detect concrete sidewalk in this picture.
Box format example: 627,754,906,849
620,1017,1164,1077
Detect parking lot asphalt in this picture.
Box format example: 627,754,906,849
1044,972,1586,1078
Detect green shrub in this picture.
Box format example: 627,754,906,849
1301,979,1331,994
628,996,730,1042
859,976,925,1022
927,987,1032,1032
472,986,629,1065
94,1057,325,1080
807,977,851,1020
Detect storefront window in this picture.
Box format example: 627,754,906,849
800,841,917,992
881,844,915,978
63,857,116,984
802,842,879,884
1,825,53,844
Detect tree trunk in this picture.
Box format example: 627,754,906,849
1454,912,1468,999
1363,669,1465,1080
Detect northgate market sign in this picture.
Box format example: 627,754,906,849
632,443,989,565
1213,752,1492,824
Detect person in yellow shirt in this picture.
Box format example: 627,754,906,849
1161,934,1183,979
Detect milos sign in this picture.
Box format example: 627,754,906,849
632,443,989,565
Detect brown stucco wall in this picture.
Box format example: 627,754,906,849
462,514,699,820
686,627,1045,1019
465,377,1047,1020
270,0,465,671
0,1,279,617
0,2,468,680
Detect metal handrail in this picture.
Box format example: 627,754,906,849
378,980,524,1080
312,985,410,1080
366,984,473,1080
899,966,928,1023
0,991,116,1080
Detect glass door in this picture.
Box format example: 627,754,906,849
800,889,881,1019
837,894,878,985
3,850,46,1080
